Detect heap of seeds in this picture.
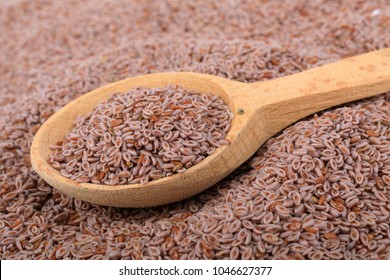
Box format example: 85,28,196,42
1,0,390,260
47,85,233,185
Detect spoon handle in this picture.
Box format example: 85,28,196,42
247,48,390,136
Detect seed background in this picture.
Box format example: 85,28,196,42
0,0,389,260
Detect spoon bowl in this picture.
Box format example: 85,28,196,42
31,48,390,207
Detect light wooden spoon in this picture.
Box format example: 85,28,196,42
31,48,390,207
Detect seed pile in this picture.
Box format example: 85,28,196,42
1,0,390,260
47,85,232,185
245,98,390,259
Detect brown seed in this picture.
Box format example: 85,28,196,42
110,119,122,127
366,130,379,137
324,233,338,240
318,195,327,205
289,222,302,232
330,200,344,211
304,227,319,233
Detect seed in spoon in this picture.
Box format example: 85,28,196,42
47,85,233,185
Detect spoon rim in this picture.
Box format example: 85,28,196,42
30,72,246,206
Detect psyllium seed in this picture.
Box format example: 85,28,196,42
2,0,390,261
48,85,233,185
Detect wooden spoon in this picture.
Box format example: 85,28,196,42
31,48,390,207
